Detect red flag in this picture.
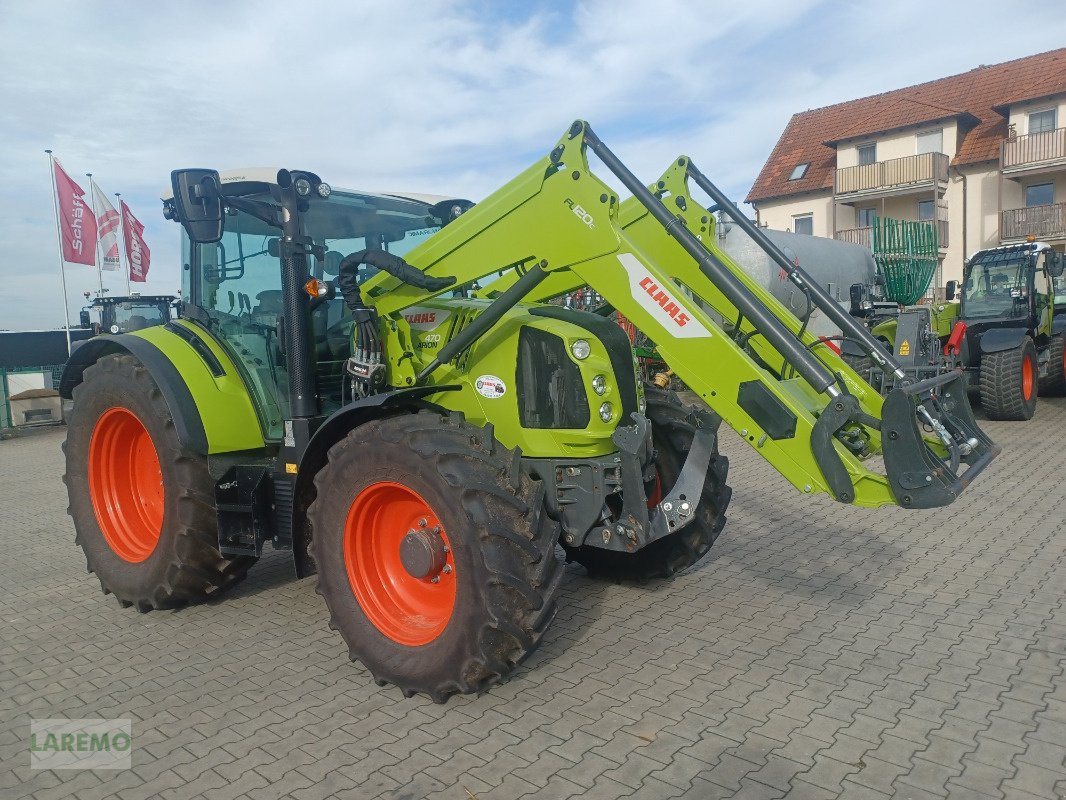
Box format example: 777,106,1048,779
120,201,151,282
93,183,121,270
52,160,97,266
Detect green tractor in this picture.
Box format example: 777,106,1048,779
855,242,1066,420
61,122,998,701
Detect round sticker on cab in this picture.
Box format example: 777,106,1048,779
475,374,507,399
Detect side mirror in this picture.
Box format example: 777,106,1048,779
79,309,91,327
1047,251,1064,279
945,280,958,301
169,169,224,244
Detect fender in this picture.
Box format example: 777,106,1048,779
1052,316,1066,336
59,323,264,455
291,385,460,577
840,338,867,358
978,327,1029,355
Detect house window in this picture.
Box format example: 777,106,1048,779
788,162,810,181
857,143,876,166
1028,109,1057,134
857,207,877,228
793,215,813,235
916,129,943,155
1026,183,1054,207
918,200,935,221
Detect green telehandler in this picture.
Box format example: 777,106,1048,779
61,121,998,701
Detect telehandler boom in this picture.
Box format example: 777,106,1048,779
61,121,997,701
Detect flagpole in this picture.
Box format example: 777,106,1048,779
46,150,73,356
86,173,105,297
116,192,131,295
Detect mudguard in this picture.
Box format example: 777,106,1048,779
1052,317,1066,336
840,338,867,358
291,385,460,577
978,327,1029,355
59,323,265,455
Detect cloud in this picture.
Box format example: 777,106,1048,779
1,0,1064,329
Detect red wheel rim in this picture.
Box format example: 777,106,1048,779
1022,355,1034,400
88,407,164,563
344,482,456,646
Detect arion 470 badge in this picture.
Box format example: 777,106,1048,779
475,375,506,399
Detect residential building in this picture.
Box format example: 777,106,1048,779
746,48,1066,290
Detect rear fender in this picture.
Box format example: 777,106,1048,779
1052,316,1066,336
291,386,459,577
978,328,1029,355
59,323,264,455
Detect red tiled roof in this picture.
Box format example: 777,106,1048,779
746,48,1066,204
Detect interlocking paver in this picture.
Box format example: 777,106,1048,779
2,403,1066,799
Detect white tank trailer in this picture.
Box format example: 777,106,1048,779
715,220,878,341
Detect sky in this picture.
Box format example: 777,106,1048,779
1,1,1065,331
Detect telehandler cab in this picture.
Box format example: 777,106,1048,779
62,121,998,701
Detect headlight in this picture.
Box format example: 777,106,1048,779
592,375,607,395
316,182,331,198
294,177,312,196
598,402,613,422
571,339,591,360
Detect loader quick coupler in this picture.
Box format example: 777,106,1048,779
880,371,999,508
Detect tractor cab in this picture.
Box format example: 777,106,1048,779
169,169,460,438
79,295,176,335
957,242,1062,350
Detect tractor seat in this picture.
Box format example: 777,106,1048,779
125,315,149,331
253,290,284,316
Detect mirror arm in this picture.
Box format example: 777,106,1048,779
221,195,281,229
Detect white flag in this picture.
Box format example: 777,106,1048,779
93,183,121,270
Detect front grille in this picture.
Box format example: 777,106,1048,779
516,327,590,429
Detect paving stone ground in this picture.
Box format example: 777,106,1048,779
1,397,1065,800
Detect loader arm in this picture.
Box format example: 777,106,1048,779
358,121,997,509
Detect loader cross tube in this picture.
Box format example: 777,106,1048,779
576,123,842,398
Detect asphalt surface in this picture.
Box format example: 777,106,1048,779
1,398,1065,799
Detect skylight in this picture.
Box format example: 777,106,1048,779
788,162,810,181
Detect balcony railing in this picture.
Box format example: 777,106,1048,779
835,219,947,250
1001,202,1066,240
1001,127,1066,172
835,152,949,195
834,226,872,249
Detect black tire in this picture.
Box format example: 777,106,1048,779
63,354,255,612
979,337,1038,420
308,412,563,702
563,386,731,581
842,354,873,383
1039,333,1066,395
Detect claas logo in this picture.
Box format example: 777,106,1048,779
404,312,436,324
638,277,690,327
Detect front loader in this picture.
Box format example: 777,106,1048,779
62,122,998,702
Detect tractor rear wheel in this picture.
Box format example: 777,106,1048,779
563,386,731,581
1039,333,1066,395
979,337,1038,420
64,354,255,611
308,412,563,702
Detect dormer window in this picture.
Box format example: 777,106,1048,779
788,162,810,181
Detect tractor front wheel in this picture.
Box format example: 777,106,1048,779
979,337,1038,420
64,354,255,611
563,386,731,581
308,413,563,702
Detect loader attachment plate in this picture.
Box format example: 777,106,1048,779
880,371,999,508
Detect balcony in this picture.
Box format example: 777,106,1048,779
1001,202,1066,241
835,219,947,251
1001,127,1066,176
834,152,949,199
